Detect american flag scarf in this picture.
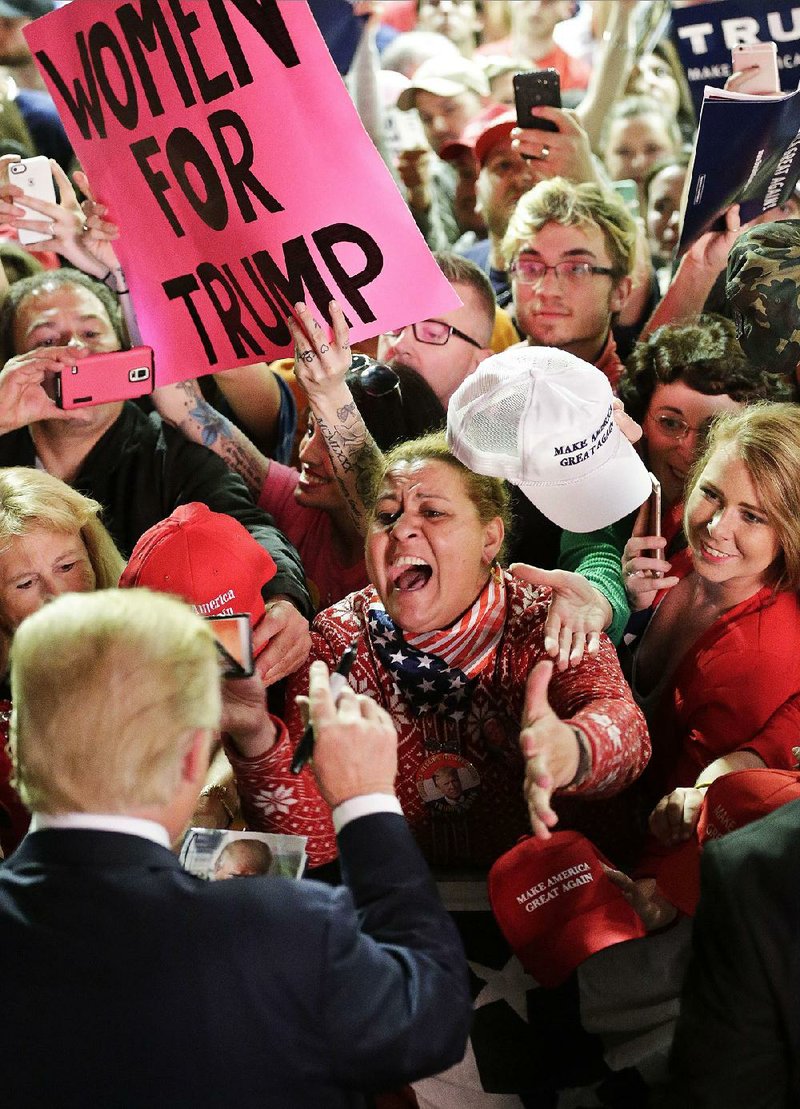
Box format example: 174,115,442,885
366,566,506,718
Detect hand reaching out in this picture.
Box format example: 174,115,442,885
0,347,89,434
253,596,312,686
0,157,120,280
520,660,581,838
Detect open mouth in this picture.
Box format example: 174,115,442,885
298,467,330,489
389,556,433,592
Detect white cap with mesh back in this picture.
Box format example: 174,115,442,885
446,346,652,532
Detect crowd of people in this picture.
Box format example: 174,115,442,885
1,1,799,1107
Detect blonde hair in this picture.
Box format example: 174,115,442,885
0,467,124,587
684,403,800,593
10,589,221,814
501,176,637,277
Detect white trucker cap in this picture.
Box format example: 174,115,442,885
446,346,651,532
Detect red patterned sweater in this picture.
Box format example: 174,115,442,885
228,574,650,869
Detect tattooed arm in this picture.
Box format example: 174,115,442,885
288,300,383,536
151,379,269,499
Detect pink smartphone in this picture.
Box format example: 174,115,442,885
731,42,780,94
54,347,154,409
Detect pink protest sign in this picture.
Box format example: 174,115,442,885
24,0,461,383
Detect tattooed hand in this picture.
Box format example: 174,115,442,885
288,300,351,400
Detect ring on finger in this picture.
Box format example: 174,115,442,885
540,145,550,159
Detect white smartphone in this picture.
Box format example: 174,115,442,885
8,156,57,246
731,42,780,95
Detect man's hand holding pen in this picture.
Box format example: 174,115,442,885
305,660,398,811
291,640,359,774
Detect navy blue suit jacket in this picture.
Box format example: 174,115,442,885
0,812,471,1108
669,799,800,1108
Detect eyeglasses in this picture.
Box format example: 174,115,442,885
648,412,713,443
349,353,401,399
510,259,620,285
383,320,483,350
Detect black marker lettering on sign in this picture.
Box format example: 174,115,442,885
197,262,267,358
129,115,284,237
36,33,107,139
168,128,230,231
162,224,384,364
88,20,139,129
313,223,383,324
252,235,341,321
117,0,196,116
228,0,301,68
208,109,285,221
35,0,299,140
168,0,236,104
239,256,293,345
162,273,216,361
221,262,290,346
130,134,184,235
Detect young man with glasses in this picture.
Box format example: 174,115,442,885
502,177,636,390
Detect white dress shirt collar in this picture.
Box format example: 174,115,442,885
30,811,171,849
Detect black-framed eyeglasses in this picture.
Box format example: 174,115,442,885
510,259,620,285
383,320,484,349
349,353,401,399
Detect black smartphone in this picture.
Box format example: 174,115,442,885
513,69,561,132
207,613,254,679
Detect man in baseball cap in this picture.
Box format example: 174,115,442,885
395,55,490,250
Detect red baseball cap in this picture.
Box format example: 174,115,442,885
656,768,800,916
473,111,519,168
119,503,276,629
488,831,646,988
439,103,510,163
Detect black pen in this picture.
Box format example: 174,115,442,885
290,639,359,774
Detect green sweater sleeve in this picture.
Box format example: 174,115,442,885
558,514,636,645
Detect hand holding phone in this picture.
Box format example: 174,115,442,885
54,346,154,409
8,156,57,246
513,69,561,132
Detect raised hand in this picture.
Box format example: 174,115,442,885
287,300,352,401
520,660,581,838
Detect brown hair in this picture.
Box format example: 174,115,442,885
367,430,511,561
